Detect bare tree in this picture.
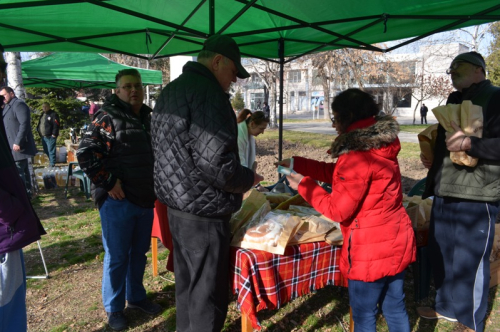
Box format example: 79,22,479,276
5,52,26,100
238,58,285,128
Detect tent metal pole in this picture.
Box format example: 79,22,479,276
278,37,284,168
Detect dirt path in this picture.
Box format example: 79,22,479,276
255,138,428,193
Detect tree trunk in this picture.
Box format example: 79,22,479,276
5,52,26,100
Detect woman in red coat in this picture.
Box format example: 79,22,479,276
278,88,416,332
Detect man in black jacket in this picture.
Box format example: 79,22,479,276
152,35,263,332
77,69,161,331
37,102,60,167
420,103,428,124
417,52,500,332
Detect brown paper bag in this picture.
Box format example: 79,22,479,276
287,215,339,245
403,194,432,229
418,124,438,164
432,101,483,167
229,189,268,235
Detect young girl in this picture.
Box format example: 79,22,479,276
237,109,269,171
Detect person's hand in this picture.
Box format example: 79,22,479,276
274,158,291,168
253,172,264,186
445,121,470,152
255,184,269,192
108,179,125,200
252,161,258,172
420,152,432,169
12,144,20,152
286,172,304,190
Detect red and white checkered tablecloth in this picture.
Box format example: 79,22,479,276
230,242,344,330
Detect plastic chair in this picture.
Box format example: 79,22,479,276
64,161,91,199
408,177,427,197
265,175,297,195
407,177,431,302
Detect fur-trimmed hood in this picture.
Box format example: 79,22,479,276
330,115,400,158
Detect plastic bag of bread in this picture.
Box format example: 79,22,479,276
229,189,268,235
432,101,483,167
418,124,438,164
231,208,302,255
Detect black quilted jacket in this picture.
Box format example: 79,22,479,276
151,61,254,217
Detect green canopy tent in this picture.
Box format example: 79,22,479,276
21,52,163,89
1,0,499,158
1,1,499,59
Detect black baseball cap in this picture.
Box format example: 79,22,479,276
202,35,250,79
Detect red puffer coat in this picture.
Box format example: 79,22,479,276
294,115,416,282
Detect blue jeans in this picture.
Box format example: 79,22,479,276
42,136,57,166
348,271,410,332
99,197,154,313
0,250,27,332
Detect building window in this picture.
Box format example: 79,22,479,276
288,70,301,83
251,73,262,83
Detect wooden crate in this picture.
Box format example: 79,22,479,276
490,259,500,288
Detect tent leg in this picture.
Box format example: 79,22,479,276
26,240,50,279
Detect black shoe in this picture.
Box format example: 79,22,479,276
106,311,127,331
127,298,162,315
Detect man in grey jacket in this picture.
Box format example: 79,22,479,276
0,86,37,199
152,35,263,332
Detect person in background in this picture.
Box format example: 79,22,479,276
277,88,416,332
77,69,161,331
0,86,37,199
88,100,100,120
420,103,428,124
37,102,60,167
262,101,270,119
417,51,500,332
151,34,262,332
236,109,269,171
0,43,46,332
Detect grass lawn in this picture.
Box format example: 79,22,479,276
23,142,500,331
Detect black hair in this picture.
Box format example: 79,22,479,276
0,86,14,94
331,88,379,133
115,69,141,86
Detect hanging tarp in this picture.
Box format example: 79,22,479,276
21,53,162,89
0,1,498,60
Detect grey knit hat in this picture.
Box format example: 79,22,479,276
452,51,486,71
